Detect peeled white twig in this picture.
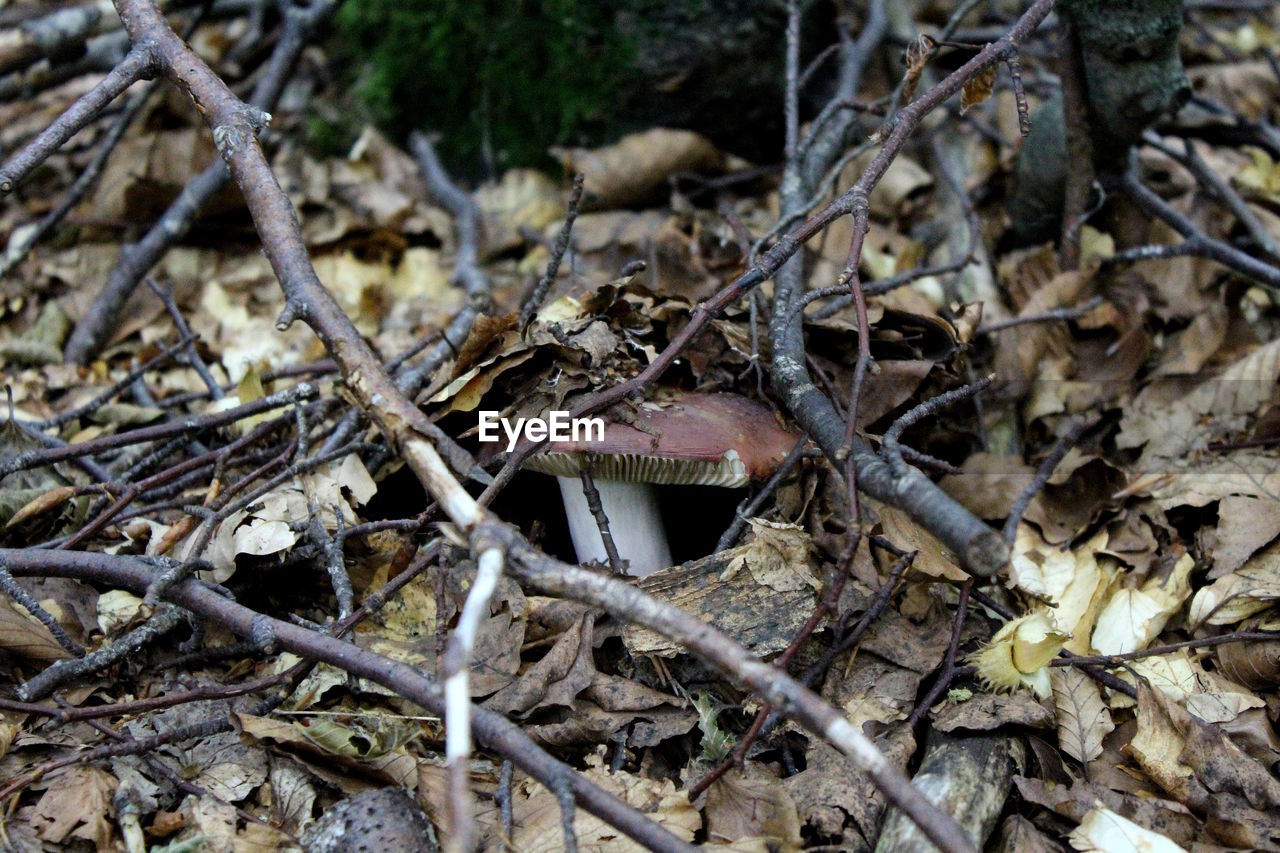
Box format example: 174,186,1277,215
441,546,505,853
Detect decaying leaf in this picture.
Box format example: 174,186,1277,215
1127,681,1280,847
1051,668,1114,764
705,767,803,850
30,766,118,847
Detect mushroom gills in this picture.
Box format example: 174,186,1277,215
556,475,672,577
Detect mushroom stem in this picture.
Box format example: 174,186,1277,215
556,476,672,577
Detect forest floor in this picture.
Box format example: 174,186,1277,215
1,1,1280,851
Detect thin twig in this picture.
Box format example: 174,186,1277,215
578,468,624,573
519,173,586,335
1003,417,1091,543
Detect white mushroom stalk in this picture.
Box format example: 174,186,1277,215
556,476,671,576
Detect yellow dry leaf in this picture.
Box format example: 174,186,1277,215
1009,525,1115,649
96,589,145,638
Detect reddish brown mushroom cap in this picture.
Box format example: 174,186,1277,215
524,393,800,486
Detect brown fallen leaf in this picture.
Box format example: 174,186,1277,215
1126,681,1280,848
705,766,803,850
0,596,71,663
553,128,726,209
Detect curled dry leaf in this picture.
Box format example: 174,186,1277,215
5,484,76,528
960,64,998,115
1189,546,1280,628
1216,633,1280,688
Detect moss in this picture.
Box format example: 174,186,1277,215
326,1,638,172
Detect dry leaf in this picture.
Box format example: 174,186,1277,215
553,128,725,209
705,767,803,850
31,766,118,846
1090,552,1193,655
0,596,71,663
1216,633,1280,688
961,64,998,114
1068,806,1186,852
1051,668,1114,764
5,485,76,528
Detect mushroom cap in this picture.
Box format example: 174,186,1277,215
524,393,800,486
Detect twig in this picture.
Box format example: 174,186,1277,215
310,501,352,618
0,382,317,480
578,468,624,573
18,604,184,700
907,580,974,726
686,546,913,800
1144,132,1280,262
501,536,977,853
882,377,993,475
0,80,156,278
62,0,338,365
1001,417,1088,544
497,760,515,853
38,333,194,430
518,173,585,335
147,278,224,399
977,297,1102,334
1113,168,1280,292
0,46,156,192
1058,20,1094,269
440,546,506,853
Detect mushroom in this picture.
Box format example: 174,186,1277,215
524,392,800,576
